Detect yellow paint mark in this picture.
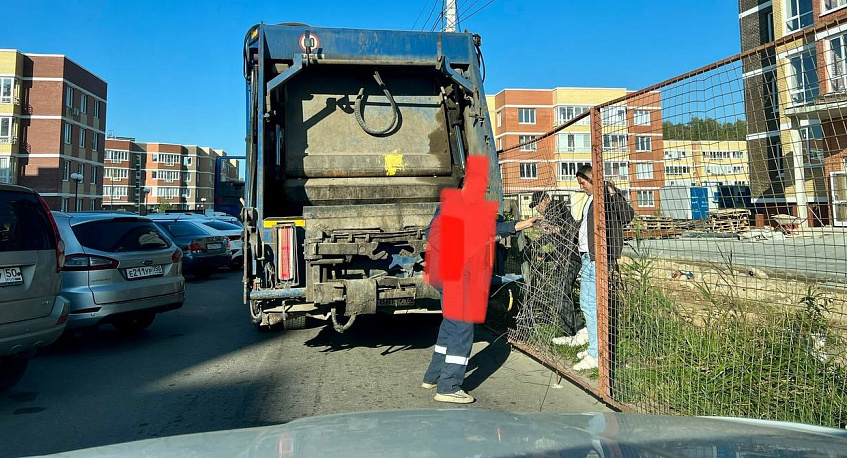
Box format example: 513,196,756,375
264,219,305,227
385,153,404,176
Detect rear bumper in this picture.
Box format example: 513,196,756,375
0,295,70,356
66,291,184,329
183,253,230,272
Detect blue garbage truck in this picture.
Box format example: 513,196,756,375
241,23,501,331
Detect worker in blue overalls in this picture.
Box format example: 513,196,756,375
422,206,537,403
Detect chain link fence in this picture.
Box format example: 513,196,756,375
493,14,847,427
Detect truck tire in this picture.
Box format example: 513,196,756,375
0,354,30,392
283,314,307,330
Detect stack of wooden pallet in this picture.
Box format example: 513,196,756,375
624,215,683,239
708,209,751,233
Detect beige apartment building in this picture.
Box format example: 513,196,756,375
0,49,106,210
103,137,228,213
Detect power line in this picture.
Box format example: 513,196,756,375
458,0,482,19
411,0,431,30
461,0,495,22
420,0,441,31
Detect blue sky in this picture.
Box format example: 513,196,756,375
3,0,741,156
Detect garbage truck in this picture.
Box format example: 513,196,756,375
241,23,502,331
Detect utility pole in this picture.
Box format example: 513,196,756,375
444,0,458,32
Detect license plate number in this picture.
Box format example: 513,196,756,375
207,243,222,250
126,265,163,280
0,267,23,286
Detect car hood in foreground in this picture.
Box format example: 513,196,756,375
52,409,847,457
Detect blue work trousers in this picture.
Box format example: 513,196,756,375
423,314,474,394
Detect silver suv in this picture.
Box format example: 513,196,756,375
0,184,70,391
53,212,185,332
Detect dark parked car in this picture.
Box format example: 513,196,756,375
53,212,185,332
0,184,69,390
151,219,230,278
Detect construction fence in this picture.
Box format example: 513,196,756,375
493,14,847,428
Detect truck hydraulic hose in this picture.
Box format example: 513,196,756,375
354,70,400,136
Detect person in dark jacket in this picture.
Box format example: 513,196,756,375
569,164,635,371
422,206,537,404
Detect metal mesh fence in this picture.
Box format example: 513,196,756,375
494,14,847,427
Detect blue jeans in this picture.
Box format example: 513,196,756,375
579,253,597,359
423,315,474,394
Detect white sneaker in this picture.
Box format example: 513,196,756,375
434,389,475,404
573,355,598,371
576,349,588,360
552,328,588,347
421,381,437,389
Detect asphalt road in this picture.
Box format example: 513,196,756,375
0,271,608,457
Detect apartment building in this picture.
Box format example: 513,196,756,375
0,50,106,210
103,137,227,213
488,87,665,217
739,0,847,226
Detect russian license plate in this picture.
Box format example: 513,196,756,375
0,267,23,286
125,265,164,280
377,298,415,307
206,243,222,250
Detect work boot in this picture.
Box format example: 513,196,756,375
434,389,475,404
573,355,598,371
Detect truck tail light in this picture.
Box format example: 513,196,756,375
278,224,296,282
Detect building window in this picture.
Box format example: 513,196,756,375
77,163,83,176
63,161,70,181
498,138,503,150
633,110,651,126
92,132,99,150
637,190,655,207
65,86,74,108
519,135,537,151
665,165,691,176
664,150,689,160
557,105,590,126
558,161,591,181
635,163,654,179
557,133,591,152
76,198,83,212
155,187,180,199
63,123,72,144
80,94,87,113
785,0,813,32
789,49,819,105
602,134,627,152
766,11,775,42
0,157,14,184
518,108,536,124
94,100,100,119
79,128,86,148
151,154,158,162
181,188,191,198
184,172,191,182
0,117,15,144
0,77,14,104
829,34,847,92
151,171,158,179
496,111,502,127
91,166,98,184
61,197,69,212
601,106,626,126
90,200,95,211
104,167,128,181
800,124,825,165
605,161,629,179
105,150,129,162
823,0,847,13
635,136,652,152
183,156,192,166
519,163,538,179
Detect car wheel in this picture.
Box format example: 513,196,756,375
112,313,156,333
0,355,30,392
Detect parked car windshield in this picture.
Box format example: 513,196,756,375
155,221,208,238
202,220,242,231
0,190,54,252
72,219,171,252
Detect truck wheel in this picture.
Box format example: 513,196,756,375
0,355,30,392
283,314,307,330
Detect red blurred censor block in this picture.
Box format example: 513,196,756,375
424,156,498,323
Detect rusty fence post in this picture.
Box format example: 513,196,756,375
589,106,611,401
